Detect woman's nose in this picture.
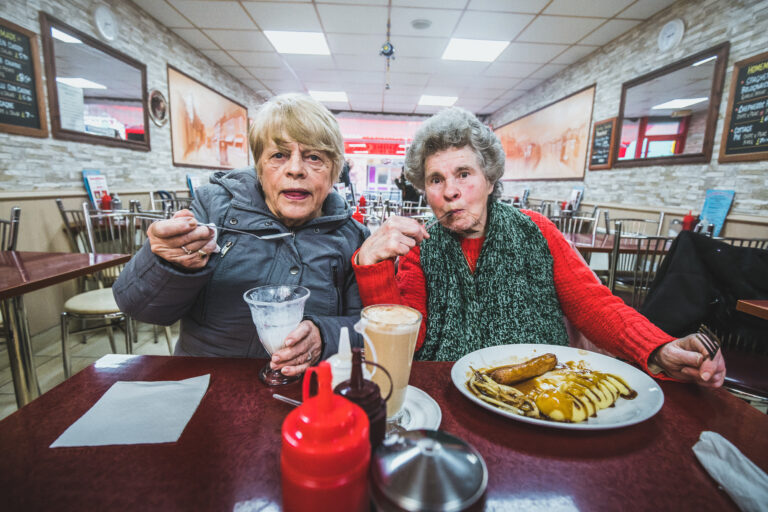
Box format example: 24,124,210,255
286,152,305,177
443,179,460,200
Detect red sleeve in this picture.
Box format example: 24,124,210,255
522,210,675,376
351,248,429,351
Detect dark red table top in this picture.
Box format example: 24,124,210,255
0,251,130,299
736,299,768,321
0,355,765,511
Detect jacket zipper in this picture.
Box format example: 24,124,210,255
332,263,341,315
220,240,234,257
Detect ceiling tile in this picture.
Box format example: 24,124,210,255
241,2,322,31
453,11,534,40
388,57,442,73
201,49,239,67
336,70,386,84
222,65,254,80
326,33,383,56
259,78,304,92
515,77,545,90
383,94,420,104
132,0,193,28
348,92,384,103
316,4,389,34
334,54,388,72
392,0,467,8
516,15,603,44
528,63,568,80
282,55,336,70
383,84,427,95
471,75,523,88
389,36,448,59
414,105,445,114
304,82,346,92
578,19,641,46
296,69,342,83
238,77,268,91
230,51,284,67
387,72,430,86
346,82,387,94
483,61,541,77
618,0,677,19
167,1,256,29
468,0,549,13
435,60,490,76
425,74,475,88
171,28,218,49
497,42,569,63
551,44,598,64
420,84,461,96
246,66,292,80
389,7,463,37
349,103,384,113
462,87,507,100
544,0,635,18
204,29,272,51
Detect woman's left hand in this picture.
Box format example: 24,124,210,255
652,335,726,388
270,320,322,377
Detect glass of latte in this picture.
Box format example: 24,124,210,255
243,285,310,386
354,304,422,428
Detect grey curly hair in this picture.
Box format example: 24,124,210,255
404,107,505,199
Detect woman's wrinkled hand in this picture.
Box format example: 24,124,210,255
271,320,323,376
652,335,726,388
356,216,429,266
147,209,217,270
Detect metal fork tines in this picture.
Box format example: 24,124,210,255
206,223,293,241
696,325,721,360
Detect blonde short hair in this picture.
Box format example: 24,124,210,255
249,93,344,182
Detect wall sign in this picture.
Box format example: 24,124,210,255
588,117,616,170
0,17,48,137
719,50,768,163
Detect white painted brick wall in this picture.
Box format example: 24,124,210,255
490,0,768,216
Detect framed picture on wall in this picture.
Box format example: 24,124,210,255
167,65,248,169
588,117,617,170
495,85,595,181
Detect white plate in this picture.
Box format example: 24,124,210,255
451,344,664,430
400,385,442,431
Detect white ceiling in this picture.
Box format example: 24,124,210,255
130,0,678,116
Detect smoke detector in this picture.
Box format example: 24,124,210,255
411,19,432,30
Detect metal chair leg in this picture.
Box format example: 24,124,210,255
61,312,71,379
106,322,117,353
164,326,173,354
125,315,134,355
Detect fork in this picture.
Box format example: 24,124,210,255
425,211,453,230
696,325,721,360
209,224,293,241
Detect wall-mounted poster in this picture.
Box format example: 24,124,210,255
495,85,595,181
588,117,617,170
168,66,248,169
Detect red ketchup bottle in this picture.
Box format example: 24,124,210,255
100,192,112,210
281,361,370,512
682,210,696,231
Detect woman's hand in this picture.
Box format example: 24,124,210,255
271,320,323,376
357,216,429,266
147,209,217,270
652,335,726,388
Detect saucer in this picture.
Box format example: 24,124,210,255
399,386,441,431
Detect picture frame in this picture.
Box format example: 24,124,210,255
495,85,595,181
167,65,249,169
588,117,617,170
718,49,768,163
0,16,48,138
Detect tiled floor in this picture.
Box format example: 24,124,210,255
0,322,178,421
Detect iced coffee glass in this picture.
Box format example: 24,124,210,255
354,304,422,427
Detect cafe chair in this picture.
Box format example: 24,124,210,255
706,322,768,409
716,237,768,250
1,207,22,345
604,211,665,236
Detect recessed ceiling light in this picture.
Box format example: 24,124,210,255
264,31,330,55
56,77,106,89
442,38,509,62
51,27,81,44
652,97,708,109
309,90,348,103
418,95,457,107
411,19,432,30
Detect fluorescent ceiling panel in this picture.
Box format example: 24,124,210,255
652,98,708,109
418,94,458,106
264,31,330,55
442,38,510,62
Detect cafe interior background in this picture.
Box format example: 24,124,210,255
0,0,766,418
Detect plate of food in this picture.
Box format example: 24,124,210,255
451,344,664,430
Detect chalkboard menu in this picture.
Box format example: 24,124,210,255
719,50,768,163
0,17,47,137
588,117,616,170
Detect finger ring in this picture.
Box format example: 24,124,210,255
198,249,208,259
306,350,313,364
181,245,193,255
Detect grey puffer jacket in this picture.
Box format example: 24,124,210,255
113,167,368,359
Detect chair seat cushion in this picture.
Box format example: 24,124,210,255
723,350,768,399
64,288,121,315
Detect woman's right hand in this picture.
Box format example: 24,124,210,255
147,209,217,269
356,216,429,266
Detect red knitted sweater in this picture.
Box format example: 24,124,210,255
352,209,675,375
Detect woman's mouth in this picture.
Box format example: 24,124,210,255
282,189,310,200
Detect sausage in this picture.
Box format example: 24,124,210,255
489,353,558,385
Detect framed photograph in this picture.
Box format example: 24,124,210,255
589,117,617,170
719,49,768,163
495,85,595,181
168,65,248,169
0,16,48,138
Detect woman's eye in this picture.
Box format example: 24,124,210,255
459,171,470,178
272,152,285,159
429,177,441,184
307,154,321,162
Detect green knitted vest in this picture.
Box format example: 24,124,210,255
418,201,568,361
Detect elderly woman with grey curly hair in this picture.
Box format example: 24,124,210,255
352,107,725,389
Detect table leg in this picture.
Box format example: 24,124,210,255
2,296,41,408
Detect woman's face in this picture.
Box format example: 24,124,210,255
258,136,334,227
424,146,494,239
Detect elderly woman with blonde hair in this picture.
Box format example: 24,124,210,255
115,94,368,376
352,107,725,388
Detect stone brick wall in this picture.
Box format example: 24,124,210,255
490,0,768,216
0,0,263,192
